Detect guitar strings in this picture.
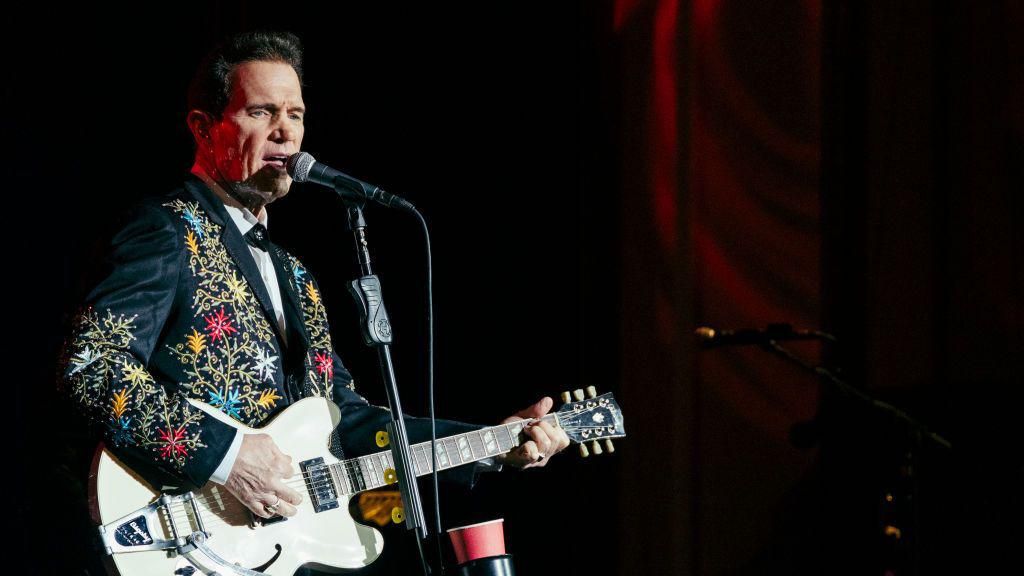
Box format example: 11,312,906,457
153,420,609,514
183,425,585,506
202,414,575,488
133,415,612,524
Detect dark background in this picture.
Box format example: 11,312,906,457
9,1,1023,575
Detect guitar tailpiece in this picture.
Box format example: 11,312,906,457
97,492,204,556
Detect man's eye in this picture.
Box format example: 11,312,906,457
290,114,303,121
250,110,269,118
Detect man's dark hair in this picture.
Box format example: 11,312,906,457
188,30,304,118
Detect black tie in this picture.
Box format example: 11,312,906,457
244,223,271,252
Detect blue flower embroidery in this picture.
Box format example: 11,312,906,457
109,416,134,446
183,209,206,239
208,388,242,420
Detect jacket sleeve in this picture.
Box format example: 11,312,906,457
60,203,236,487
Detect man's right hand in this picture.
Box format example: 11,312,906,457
224,434,303,518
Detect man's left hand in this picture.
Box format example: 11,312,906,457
498,397,570,469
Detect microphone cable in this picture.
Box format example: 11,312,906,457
410,206,446,576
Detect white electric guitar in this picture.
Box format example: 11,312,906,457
90,388,625,575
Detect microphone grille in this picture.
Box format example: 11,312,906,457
287,152,315,182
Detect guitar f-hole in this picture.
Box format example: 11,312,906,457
250,543,283,573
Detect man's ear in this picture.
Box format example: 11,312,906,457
187,110,214,144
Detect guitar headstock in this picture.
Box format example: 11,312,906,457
555,387,626,457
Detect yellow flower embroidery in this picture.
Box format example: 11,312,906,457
186,329,206,355
305,282,320,305
121,360,153,387
256,389,283,410
112,389,130,418
185,230,200,255
224,272,249,303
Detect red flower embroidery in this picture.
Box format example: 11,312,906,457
315,351,333,380
204,307,238,342
159,426,189,459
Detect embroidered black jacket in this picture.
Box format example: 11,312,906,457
61,176,480,487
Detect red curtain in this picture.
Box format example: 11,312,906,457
615,1,822,572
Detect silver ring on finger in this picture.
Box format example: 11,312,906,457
265,496,281,514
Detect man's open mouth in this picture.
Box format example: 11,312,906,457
264,155,289,168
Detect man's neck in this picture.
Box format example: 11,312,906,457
191,160,266,219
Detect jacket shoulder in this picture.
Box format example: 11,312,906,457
118,185,220,239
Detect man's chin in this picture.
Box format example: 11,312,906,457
241,174,292,204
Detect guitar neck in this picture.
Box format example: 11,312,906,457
324,414,558,497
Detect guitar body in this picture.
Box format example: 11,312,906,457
89,397,384,575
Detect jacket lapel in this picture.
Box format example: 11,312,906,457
184,176,292,350
270,244,311,351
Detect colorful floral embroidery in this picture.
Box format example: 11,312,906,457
305,282,320,305
283,252,343,398
183,208,206,239
159,426,191,459
185,230,200,255
63,308,207,469
208,387,242,420
109,417,133,447
163,200,287,426
204,307,238,342
111,389,130,418
186,329,206,355
254,348,279,382
63,197,354,482
257,389,283,410
315,351,333,380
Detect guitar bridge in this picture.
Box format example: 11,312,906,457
97,492,208,555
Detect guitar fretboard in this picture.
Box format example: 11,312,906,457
323,414,558,496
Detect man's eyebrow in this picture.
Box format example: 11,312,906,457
247,103,305,114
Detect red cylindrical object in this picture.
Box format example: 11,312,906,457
447,518,506,564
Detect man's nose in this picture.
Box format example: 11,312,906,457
270,117,299,143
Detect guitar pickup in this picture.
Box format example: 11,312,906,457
300,457,339,513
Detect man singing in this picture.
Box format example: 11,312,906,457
60,29,567,556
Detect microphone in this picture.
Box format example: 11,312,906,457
287,152,415,212
694,323,827,348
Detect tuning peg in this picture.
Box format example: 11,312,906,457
591,440,603,455
586,386,597,398
391,507,405,525
375,430,390,448
579,443,590,458
561,391,572,404
573,389,585,401
604,439,615,453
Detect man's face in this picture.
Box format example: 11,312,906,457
204,60,305,206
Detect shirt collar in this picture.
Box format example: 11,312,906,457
190,163,269,236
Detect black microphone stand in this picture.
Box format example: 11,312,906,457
756,337,950,450
344,203,432,575
751,333,951,576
